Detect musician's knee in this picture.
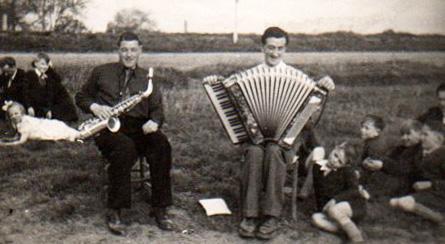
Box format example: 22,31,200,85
326,201,353,224
245,144,264,158
265,143,281,155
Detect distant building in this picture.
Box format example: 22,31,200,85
0,0,18,31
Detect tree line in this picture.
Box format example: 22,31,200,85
0,30,444,52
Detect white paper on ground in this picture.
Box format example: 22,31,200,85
198,198,232,216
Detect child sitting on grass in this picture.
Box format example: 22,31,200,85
360,119,424,198
310,142,367,243
0,101,81,146
359,114,397,198
360,114,388,171
390,125,445,238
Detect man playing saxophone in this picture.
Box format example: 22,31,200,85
75,32,173,235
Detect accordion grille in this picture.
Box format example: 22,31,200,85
233,65,316,141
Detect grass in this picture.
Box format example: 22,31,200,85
0,53,444,243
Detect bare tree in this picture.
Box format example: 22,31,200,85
19,0,89,32
106,8,157,34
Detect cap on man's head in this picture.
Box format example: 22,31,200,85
261,27,289,45
117,31,141,46
0,56,16,68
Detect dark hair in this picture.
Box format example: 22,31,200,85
261,27,289,45
361,114,385,131
31,52,51,68
400,119,423,135
335,141,360,166
117,32,141,46
436,83,445,95
0,56,16,68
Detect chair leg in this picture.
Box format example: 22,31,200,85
291,160,299,221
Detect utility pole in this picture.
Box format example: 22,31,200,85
233,0,238,44
184,20,188,33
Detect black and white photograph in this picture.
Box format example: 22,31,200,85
0,0,444,243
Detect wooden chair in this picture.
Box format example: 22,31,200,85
99,156,151,204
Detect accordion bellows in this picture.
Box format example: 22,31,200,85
204,64,326,148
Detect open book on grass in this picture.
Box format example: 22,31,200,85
198,198,232,216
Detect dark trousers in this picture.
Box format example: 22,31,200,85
95,117,172,209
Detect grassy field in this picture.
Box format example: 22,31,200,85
0,53,444,243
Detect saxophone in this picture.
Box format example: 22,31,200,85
78,67,154,139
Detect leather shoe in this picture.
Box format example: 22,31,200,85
106,209,127,236
152,207,174,231
256,216,279,240
238,217,257,238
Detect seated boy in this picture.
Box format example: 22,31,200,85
361,119,423,198
360,114,388,171
0,101,81,146
310,142,367,243
390,125,445,237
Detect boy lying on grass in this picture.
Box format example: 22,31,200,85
0,101,81,146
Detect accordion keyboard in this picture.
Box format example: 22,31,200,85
203,81,249,144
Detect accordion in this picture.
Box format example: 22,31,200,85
203,65,329,149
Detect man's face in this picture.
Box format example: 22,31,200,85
401,129,422,147
437,91,445,110
2,65,16,78
262,37,287,67
360,121,380,139
34,59,49,74
118,40,142,69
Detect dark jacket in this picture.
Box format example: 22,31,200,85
25,67,78,122
0,68,28,106
364,143,423,198
417,106,444,133
313,164,365,218
416,146,445,192
75,62,164,126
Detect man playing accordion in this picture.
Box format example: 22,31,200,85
204,27,335,239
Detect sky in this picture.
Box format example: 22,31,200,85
82,0,445,34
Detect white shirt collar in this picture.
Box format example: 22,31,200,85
7,69,17,88
258,61,287,70
34,68,43,77
315,159,334,176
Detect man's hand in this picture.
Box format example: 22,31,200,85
27,107,35,117
90,103,113,119
413,181,432,191
362,158,383,171
203,75,224,85
46,110,52,119
317,76,335,91
142,120,159,134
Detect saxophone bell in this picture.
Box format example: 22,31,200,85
107,117,121,133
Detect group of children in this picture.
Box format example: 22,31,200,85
306,84,445,242
0,53,81,145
